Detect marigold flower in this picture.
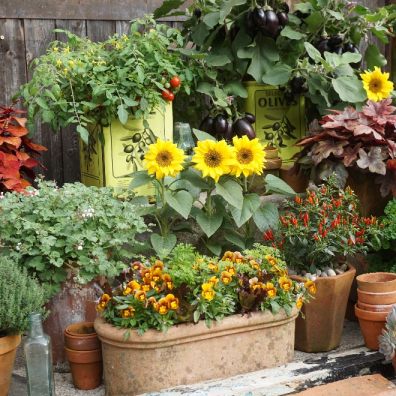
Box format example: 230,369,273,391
266,282,277,298
296,298,303,310
208,262,219,272
201,283,215,301
97,293,111,311
134,290,146,302
279,276,293,292
121,307,135,318
221,271,233,285
305,280,317,295
208,276,219,287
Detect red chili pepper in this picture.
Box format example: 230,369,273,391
263,230,274,241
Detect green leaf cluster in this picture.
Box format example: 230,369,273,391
0,180,148,296
0,257,46,336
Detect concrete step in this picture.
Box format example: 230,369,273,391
294,374,396,396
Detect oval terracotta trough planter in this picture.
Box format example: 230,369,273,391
292,265,356,352
357,289,396,305
356,272,396,293
95,309,298,395
355,305,387,350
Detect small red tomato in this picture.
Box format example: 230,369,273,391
161,89,174,102
170,76,181,89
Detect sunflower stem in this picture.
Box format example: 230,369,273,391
244,176,248,194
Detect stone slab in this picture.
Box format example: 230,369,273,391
294,374,396,396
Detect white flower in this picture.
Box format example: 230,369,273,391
15,242,22,251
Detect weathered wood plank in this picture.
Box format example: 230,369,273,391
24,19,64,182
56,20,87,183
115,21,131,36
0,19,27,104
86,20,115,42
1,0,150,20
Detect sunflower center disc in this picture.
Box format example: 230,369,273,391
204,150,222,167
237,148,253,164
156,150,173,166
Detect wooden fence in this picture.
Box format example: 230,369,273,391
0,0,389,184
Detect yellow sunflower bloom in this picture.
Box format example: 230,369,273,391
360,67,394,102
191,140,234,182
144,139,185,180
231,136,266,177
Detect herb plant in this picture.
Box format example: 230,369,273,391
0,257,46,336
98,244,314,334
0,180,148,296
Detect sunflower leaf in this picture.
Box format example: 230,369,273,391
196,211,223,237
216,179,244,209
164,190,193,219
130,171,152,189
150,233,177,259
230,194,261,227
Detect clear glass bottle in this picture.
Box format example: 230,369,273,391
174,122,195,155
24,313,55,396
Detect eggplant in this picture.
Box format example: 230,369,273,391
252,7,266,28
225,121,233,141
279,2,290,13
328,35,343,50
277,12,289,27
343,42,355,52
244,113,256,124
232,119,256,139
316,39,329,54
214,114,228,135
264,10,279,36
199,116,215,134
194,8,202,18
290,76,307,94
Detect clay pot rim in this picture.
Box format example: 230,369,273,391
354,304,389,321
357,289,396,297
65,347,102,363
357,301,394,312
94,308,298,349
0,334,21,356
356,272,396,287
291,264,356,283
65,322,96,337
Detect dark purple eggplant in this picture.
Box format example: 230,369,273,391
199,116,215,134
328,35,343,50
214,114,228,135
264,10,279,36
316,39,329,54
194,8,202,18
343,42,355,52
290,76,307,94
277,12,289,27
225,121,233,141
244,113,256,124
232,119,256,139
252,7,266,28
279,2,290,13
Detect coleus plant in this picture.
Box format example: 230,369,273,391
295,98,396,197
0,105,46,192
155,0,396,120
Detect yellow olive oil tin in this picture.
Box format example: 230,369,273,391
80,104,173,192
243,82,306,163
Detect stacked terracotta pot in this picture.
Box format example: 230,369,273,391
64,321,103,390
355,272,396,350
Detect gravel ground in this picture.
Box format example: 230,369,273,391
9,320,364,396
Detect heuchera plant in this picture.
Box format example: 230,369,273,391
295,99,396,197
0,105,46,192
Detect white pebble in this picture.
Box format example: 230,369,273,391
327,269,337,277
316,269,322,276
321,272,328,277
336,269,345,275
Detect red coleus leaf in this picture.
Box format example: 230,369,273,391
363,99,396,126
0,136,22,148
310,140,348,164
343,144,362,167
3,123,29,137
23,138,47,152
353,124,384,141
321,107,359,129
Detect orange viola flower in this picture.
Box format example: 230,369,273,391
134,290,146,302
221,271,233,285
279,276,293,292
97,293,111,311
121,307,135,318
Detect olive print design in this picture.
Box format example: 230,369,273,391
262,115,297,148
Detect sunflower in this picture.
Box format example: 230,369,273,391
360,67,394,102
144,139,185,180
231,136,266,177
191,140,234,182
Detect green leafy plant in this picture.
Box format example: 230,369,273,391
157,0,396,122
0,180,148,296
19,16,205,144
0,257,46,336
263,177,383,272
98,244,313,334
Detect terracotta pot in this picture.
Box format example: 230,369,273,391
357,289,396,305
356,272,396,293
357,301,394,313
0,334,21,396
279,165,309,193
355,305,387,350
43,277,99,367
65,347,102,390
291,266,356,352
95,309,298,395
64,322,100,351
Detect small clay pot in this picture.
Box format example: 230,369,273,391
65,347,102,390
0,334,21,396
355,305,387,350
64,322,100,351
357,301,394,313
357,289,396,305
356,273,396,293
